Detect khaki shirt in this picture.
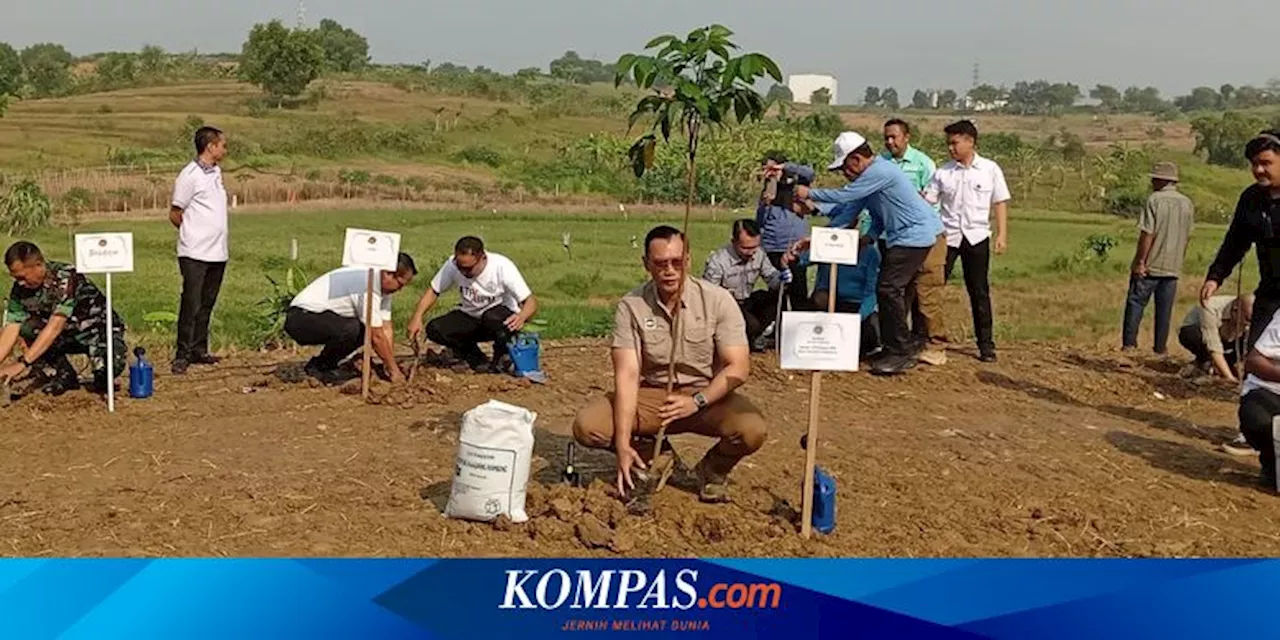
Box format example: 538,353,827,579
1182,295,1248,354
1139,186,1194,277
612,278,747,388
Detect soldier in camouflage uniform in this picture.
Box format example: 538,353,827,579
0,241,127,395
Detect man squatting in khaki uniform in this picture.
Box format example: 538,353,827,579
573,225,768,503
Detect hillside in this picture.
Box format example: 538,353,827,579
0,78,1256,222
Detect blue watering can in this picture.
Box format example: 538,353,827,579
800,434,836,534
129,346,153,399
507,332,542,377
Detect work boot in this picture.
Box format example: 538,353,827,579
190,353,221,365
694,457,732,504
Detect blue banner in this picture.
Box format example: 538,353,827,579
0,558,1273,638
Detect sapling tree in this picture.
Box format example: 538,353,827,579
613,24,780,482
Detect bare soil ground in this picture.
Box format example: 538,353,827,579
0,338,1273,558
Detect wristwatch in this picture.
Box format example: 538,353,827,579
692,392,708,410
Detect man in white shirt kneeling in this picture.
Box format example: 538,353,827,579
408,236,538,374
286,253,418,384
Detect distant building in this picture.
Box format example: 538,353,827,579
788,74,839,105
960,95,1008,112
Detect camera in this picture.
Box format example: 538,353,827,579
761,154,811,212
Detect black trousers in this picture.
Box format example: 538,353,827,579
945,238,995,353
1239,388,1280,481
739,290,779,343
176,257,226,361
1177,324,1238,368
767,252,808,312
284,307,364,370
878,244,932,357
426,307,515,365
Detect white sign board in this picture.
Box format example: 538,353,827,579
342,228,401,271
779,311,861,372
809,228,860,266
74,233,134,274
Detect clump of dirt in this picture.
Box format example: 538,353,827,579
582,480,627,527
492,514,513,532
529,517,575,542
575,514,614,549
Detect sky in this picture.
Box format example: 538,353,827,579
1,0,1273,102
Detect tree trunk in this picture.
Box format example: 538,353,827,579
653,114,701,462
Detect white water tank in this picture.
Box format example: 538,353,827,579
788,74,839,105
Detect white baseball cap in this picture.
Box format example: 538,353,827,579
827,131,868,170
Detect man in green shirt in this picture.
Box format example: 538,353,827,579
882,118,948,366
1123,161,1195,354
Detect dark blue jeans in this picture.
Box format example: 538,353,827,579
1122,275,1178,353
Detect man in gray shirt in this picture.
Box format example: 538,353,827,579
1123,161,1195,354
702,219,791,351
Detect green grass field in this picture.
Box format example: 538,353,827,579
0,207,1258,357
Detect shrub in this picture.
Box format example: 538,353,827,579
452,145,504,167
0,180,53,235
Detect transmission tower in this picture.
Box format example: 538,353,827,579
296,0,306,28
972,62,980,88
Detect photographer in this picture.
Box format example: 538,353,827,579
757,152,815,311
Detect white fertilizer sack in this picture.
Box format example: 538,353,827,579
445,400,536,523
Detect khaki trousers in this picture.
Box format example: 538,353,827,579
572,386,767,475
912,233,949,345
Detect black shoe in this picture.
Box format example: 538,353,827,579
171,359,190,375
979,350,998,363
190,353,221,365
1260,469,1276,491
304,362,344,385
871,354,916,376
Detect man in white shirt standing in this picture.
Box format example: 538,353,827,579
285,253,418,384
407,236,539,373
169,126,229,375
924,120,1011,363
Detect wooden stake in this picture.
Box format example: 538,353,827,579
801,262,838,539
362,268,374,399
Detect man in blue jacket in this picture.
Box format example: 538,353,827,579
756,152,815,311
789,131,945,376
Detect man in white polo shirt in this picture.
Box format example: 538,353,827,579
169,126,229,375
285,252,418,384
924,120,1011,363
407,236,538,374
